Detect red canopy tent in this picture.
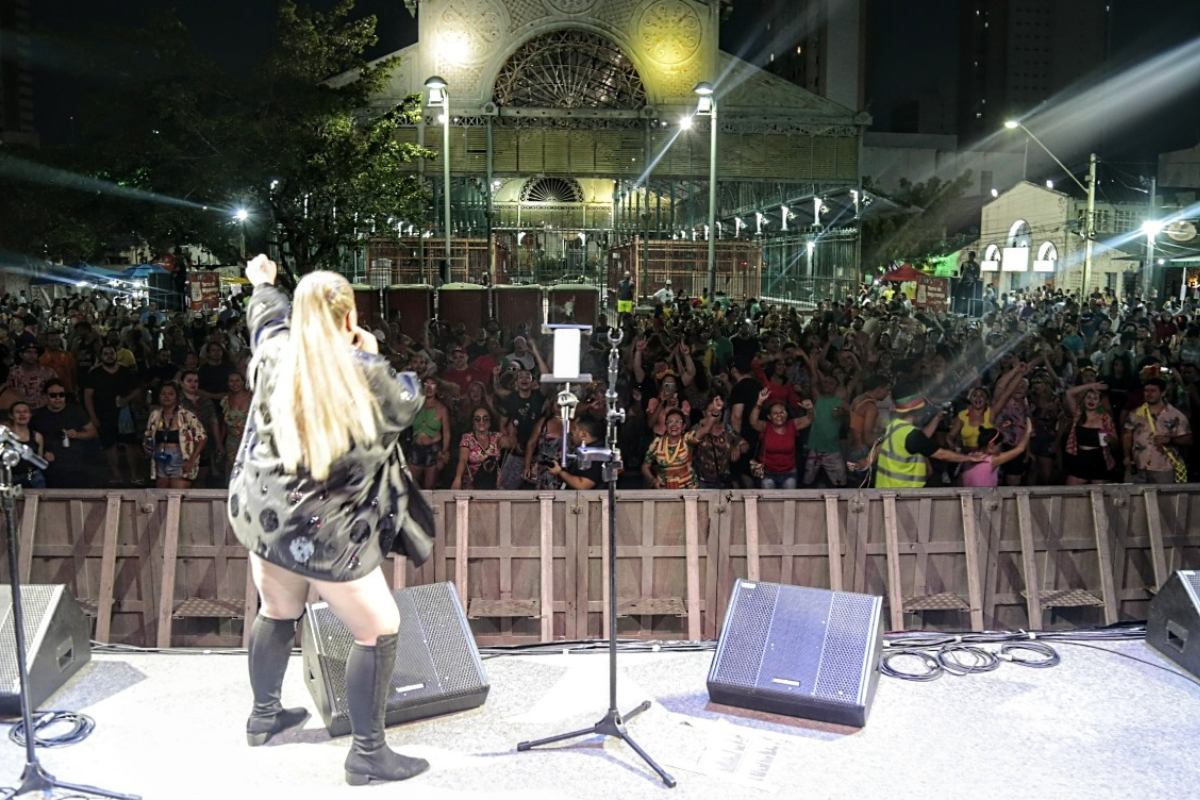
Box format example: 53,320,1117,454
882,263,924,282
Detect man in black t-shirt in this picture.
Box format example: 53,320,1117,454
727,360,764,488
83,346,143,484
146,348,180,393
32,379,98,488
197,342,235,400
497,369,545,455
548,415,605,490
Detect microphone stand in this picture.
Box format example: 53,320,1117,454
517,328,676,788
0,427,140,800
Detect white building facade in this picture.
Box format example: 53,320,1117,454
978,182,1141,297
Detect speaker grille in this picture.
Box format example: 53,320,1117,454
304,582,489,735
715,581,779,688
814,592,878,703
409,584,480,697
0,585,56,690
1184,571,1200,596
708,580,883,727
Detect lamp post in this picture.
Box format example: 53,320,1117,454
425,76,452,285
1142,176,1159,303
234,208,249,260
694,82,717,300
1004,121,1096,300
1142,219,1162,302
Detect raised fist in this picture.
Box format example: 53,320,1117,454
245,254,277,287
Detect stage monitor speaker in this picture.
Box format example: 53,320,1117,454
707,580,883,727
1146,570,1200,680
0,585,92,717
302,582,489,736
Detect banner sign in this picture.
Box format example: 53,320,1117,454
188,271,221,312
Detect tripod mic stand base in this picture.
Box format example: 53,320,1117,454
516,702,676,788
4,761,141,800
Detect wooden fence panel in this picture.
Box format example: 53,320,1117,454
1158,488,1200,573
981,489,1030,631
8,486,1200,647
887,492,980,632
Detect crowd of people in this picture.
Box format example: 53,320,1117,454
1,271,1197,492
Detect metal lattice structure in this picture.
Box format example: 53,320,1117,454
519,177,584,203
492,30,648,110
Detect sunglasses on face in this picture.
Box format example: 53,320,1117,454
47,392,66,398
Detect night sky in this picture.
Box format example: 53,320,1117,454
29,0,1200,164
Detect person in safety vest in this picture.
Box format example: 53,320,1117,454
853,380,985,488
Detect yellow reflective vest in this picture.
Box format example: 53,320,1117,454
875,417,928,488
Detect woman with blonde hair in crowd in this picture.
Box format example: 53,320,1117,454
229,255,434,785
1063,382,1119,485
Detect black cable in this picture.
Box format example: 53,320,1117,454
999,642,1059,668
1054,641,1200,687
7,710,95,748
880,649,942,682
938,644,1001,676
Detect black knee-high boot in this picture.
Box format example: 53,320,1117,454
343,632,430,785
246,614,310,746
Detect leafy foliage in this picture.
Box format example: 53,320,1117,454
1,1,430,285
860,171,975,271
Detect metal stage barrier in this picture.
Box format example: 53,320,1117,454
8,486,1198,649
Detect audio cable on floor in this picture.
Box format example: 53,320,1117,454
7,710,95,748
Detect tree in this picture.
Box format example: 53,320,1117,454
860,171,975,272
4,1,431,284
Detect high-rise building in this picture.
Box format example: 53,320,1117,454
723,0,867,112
957,0,1108,144
0,0,37,146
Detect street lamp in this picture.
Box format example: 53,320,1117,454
694,82,718,299
1004,120,1097,299
234,208,249,260
425,75,452,285
1142,219,1163,299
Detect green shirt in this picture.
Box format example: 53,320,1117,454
806,395,843,453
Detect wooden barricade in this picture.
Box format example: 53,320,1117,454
156,491,255,648
576,490,714,641
437,491,577,646
11,490,160,645
9,485,1200,648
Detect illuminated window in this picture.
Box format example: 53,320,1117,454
493,30,647,109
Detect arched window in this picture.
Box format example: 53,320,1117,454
1007,220,1032,248
519,177,585,203
1034,241,1058,273
493,30,647,109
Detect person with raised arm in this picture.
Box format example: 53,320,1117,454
229,255,434,785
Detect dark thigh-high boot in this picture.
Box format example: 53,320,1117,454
343,632,430,785
246,614,310,746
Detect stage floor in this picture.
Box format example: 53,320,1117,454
0,638,1197,799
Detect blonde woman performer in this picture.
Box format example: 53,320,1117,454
229,255,434,785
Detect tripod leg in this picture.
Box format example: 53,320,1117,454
619,731,677,788
620,700,652,724
517,723,601,752
5,763,141,800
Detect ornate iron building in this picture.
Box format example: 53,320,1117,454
368,0,870,302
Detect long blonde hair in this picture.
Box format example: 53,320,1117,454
268,271,380,480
